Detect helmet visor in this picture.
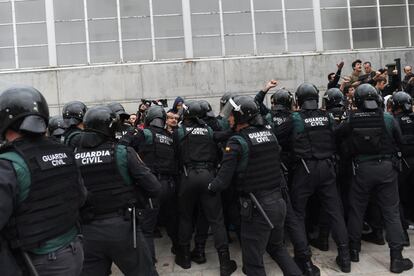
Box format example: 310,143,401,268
219,98,242,119
20,115,47,134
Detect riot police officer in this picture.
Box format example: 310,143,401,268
217,92,236,130
0,85,85,276
75,106,160,276
48,115,67,140
107,102,135,141
62,100,87,147
208,95,302,276
288,83,351,273
337,84,413,273
131,105,179,261
256,82,320,275
174,101,237,275
391,91,414,232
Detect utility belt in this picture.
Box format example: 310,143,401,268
182,162,216,176
155,173,175,181
352,154,400,175
80,206,132,223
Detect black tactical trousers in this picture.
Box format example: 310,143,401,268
277,175,311,259
399,156,414,222
348,160,406,251
177,168,228,250
241,189,302,276
290,159,348,246
157,175,178,247
81,216,157,276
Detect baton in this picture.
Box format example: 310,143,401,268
21,251,39,276
132,207,137,249
301,159,310,174
402,157,410,169
249,193,274,229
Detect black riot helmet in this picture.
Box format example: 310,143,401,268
354,84,380,111
83,106,119,138
391,91,413,113
182,100,203,119
221,95,261,125
107,102,130,121
323,88,345,110
199,100,215,118
0,85,49,139
270,89,294,111
62,101,87,127
145,105,166,128
220,92,236,110
295,83,319,110
48,115,66,137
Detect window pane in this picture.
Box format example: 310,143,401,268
87,0,116,18
193,36,221,57
57,44,87,65
123,40,152,61
90,42,119,63
17,23,47,45
0,26,13,47
55,21,85,43
321,9,348,29
225,35,253,55
286,0,312,9
379,0,405,4
223,13,252,34
120,0,150,16
286,10,314,31
255,11,283,33
54,0,83,20
350,0,376,7
321,0,347,8
353,29,380,48
383,28,409,47
192,14,220,36
256,33,284,54
121,17,151,40
89,19,118,41
222,0,250,11
351,7,378,28
254,0,282,10
0,48,15,69
380,6,407,27
190,0,219,13
19,46,48,68
0,2,12,24
154,16,183,37
15,0,45,22
323,30,350,50
153,0,182,14
287,32,315,52
155,38,185,59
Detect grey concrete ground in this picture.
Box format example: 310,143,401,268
111,230,414,275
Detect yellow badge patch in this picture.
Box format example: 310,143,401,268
225,147,231,152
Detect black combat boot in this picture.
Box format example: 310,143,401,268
294,256,321,276
361,228,385,245
350,248,359,262
390,249,413,273
335,244,351,273
191,243,207,264
175,245,191,269
218,249,237,276
309,228,329,251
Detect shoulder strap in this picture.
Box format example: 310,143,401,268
0,152,31,202
231,135,249,171
114,145,133,186
142,128,154,145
